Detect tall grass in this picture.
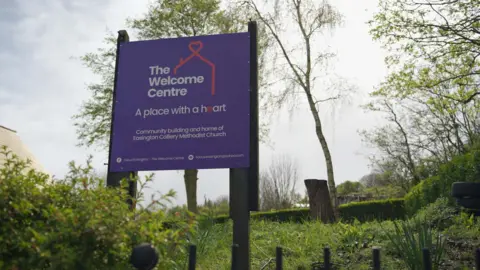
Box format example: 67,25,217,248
187,201,479,269
383,218,445,270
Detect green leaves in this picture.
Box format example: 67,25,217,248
363,0,480,192
128,0,224,39
73,35,116,149
336,181,364,196
369,0,479,104
0,146,194,270
383,218,446,270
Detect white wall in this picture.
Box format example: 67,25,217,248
0,125,49,175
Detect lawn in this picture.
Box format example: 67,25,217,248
191,200,480,269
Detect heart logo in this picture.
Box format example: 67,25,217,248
188,41,203,53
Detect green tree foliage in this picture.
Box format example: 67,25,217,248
359,172,386,188
361,94,479,191
0,146,194,270
357,173,406,199
73,0,272,214
336,180,364,196
405,147,480,215
369,0,479,104
362,0,480,191
198,195,230,216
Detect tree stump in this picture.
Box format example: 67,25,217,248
304,179,335,223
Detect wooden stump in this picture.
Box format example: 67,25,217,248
304,179,335,223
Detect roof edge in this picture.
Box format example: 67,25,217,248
0,125,17,133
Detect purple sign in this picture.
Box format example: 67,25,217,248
109,33,250,172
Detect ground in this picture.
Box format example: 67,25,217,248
192,200,480,269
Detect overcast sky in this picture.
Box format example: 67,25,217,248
0,0,389,206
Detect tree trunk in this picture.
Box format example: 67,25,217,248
305,93,339,219
184,169,198,213
304,179,334,223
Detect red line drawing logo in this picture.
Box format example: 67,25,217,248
174,41,216,96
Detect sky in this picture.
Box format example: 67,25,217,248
0,0,389,207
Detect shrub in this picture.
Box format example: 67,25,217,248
412,197,458,230
339,198,406,222
213,208,311,224
336,220,376,252
405,149,480,216
212,214,231,224
384,217,446,270
251,208,310,222
0,146,193,270
213,199,405,224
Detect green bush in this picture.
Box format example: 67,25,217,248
339,198,406,222
213,208,311,224
213,214,231,224
213,199,405,224
412,197,458,230
0,146,193,270
251,208,311,222
405,149,480,216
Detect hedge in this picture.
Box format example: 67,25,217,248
405,149,480,216
212,198,406,224
339,198,405,222
213,208,311,224
250,208,311,222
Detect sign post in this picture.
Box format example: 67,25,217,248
107,30,137,210
229,21,259,270
106,24,259,269
248,21,259,212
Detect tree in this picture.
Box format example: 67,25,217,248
360,100,422,190
361,83,480,191
245,0,355,217
73,0,272,214
369,0,479,105
199,194,229,215
364,0,480,190
260,154,299,210
357,171,406,198
336,180,364,196
304,179,334,222
359,173,383,188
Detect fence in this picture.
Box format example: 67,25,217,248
186,245,480,270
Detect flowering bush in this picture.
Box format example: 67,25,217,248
0,146,194,270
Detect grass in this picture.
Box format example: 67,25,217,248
189,199,480,270
194,220,403,269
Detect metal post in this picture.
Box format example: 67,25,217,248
231,244,239,270
324,247,331,270
228,20,259,270
276,246,283,270
188,245,196,270
475,248,480,270
373,247,381,270
106,30,137,210
229,168,250,270
248,20,259,212
422,248,432,270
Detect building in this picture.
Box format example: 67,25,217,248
0,125,49,175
